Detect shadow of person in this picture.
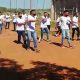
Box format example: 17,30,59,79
0,58,25,80
0,58,80,80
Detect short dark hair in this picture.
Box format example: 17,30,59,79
30,9,36,14
63,10,69,13
44,12,47,14
73,12,77,16
18,12,22,15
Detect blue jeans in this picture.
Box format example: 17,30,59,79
61,29,70,45
27,30,37,48
0,24,3,32
41,27,49,40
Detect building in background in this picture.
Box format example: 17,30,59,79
52,0,80,20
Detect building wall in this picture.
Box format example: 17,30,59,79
52,0,80,18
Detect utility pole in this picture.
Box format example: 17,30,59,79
10,0,11,14
30,0,31,10
16,0,17,10
24,0,25,10
10,0,11,10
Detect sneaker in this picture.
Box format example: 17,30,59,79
38,38,43,43
77,39,80,41
47,39,51,42
34,48,40,53
60,45,65,48
69,46,73,48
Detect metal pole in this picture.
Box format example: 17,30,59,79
24,0,25,10
10,0,11,10
30,0,31,10
16,0,17,10
43,0,45,10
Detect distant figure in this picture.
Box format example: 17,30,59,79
0,12,3,34
22,11,27,21
13,13,18,31
55,14,62,37
46,14,51,31
72,13,80,41
5,14,11,29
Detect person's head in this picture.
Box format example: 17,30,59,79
73,12,78,17
0,12,2,15
18,12,22,18
22,10,25,15
63,10,69,17
30,10,36,16
48,13,50,18
44,12,48,17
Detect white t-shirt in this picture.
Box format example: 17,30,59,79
16,17,25,31
59,16,71,29
26,15,36,32
6,15,11,22
46,17,51,25
72,16,79,28
22,14,27,21
40,16,47,28
13,14,17,23
0,15,3,24
56,17,61,27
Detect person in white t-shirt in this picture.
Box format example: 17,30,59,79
55,14,62,37
5,14,11,29
22,12,27,21
25,10,40,52
0,12,3,34
59,10,73,48
13,13,18,31
47,14,51,31
72,13,80,41
40,12,50,42
16,12,26,45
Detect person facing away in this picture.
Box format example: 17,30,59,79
40,12,50,42
25,10,40,52
16,12,26,45
72,13,80,41
59,10,73,48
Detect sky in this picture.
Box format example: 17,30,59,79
0,0,51,9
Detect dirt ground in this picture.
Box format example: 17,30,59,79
0,24,80,70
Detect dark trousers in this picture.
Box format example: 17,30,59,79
13,22,16,31
6,22,10,29
72,27,80,39
56,26,62,35
17,31,26,44
47,25,51,31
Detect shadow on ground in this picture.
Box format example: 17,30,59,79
0,58,80,80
